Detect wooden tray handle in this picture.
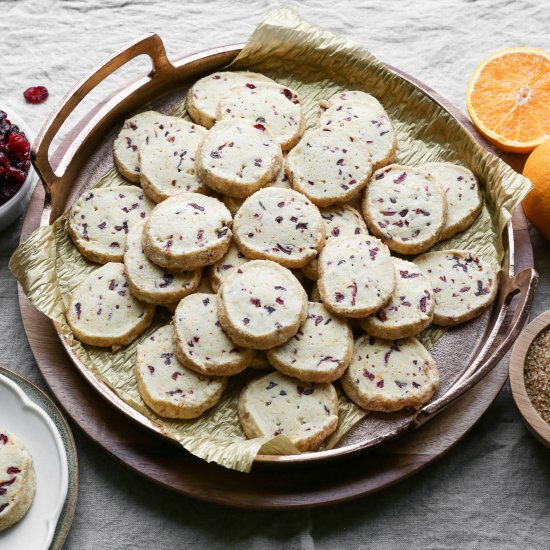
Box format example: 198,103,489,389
414,267,538,426
31,32,172,205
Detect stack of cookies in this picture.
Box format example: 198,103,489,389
64,70,497,453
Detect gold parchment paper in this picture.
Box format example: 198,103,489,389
10,7,533,472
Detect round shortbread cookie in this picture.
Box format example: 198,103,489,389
186,71,274,128
208,242,248,292
66,262,155,348
318,100,397,170
320,90,383,110
217,82,305,151
124,220,201,305
139,119,208,203
68,186,154,264
142,193,232,271
286,127,373,206
420,163,483,241
222,158,291,215
266,301,353,383
318,235,395,318
359,258,434,339
135,325,226,419
173,293,253,376
233,187,325,268
363,164,448,254
113,111,176,182
195,119,283,198
302,204,368,280
238,371,339,451
413,250,498,326
341,335,439,412
217,260,308,350
0,431,35,532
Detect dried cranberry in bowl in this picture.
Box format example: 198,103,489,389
0,110,31,206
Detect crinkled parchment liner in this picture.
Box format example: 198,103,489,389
10,7,533,472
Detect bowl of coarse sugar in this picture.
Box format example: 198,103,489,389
510,310,550,447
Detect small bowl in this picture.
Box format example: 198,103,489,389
0,105,37,231
509,310,550,447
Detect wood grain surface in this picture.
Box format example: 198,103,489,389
16,54,535,508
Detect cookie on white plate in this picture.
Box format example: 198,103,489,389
124,220,201,305
66,262,155,348
267,301,353,383
217,81,305,151
341,335,439,412
195,119,283,198
238,371,339,451
286,127,373,207
233,187,325,269
420,163,483,241
68,186,154,264
187,71,274,128
113,111,178,182
302,204,368,281
222,157,291,216
217,260,308,350
0,431,35,532
413,250,498,326
318,235,395,318
318,100,397,170
173,293,254,376
320,90,383,110
208,242,248,292
363,164,448,254
139,118,208,203
359,258,434,339
142,193,232,271
135,325,226,419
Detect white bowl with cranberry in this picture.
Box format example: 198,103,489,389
0,106,37,231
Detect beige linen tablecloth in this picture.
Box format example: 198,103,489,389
1,1,549,548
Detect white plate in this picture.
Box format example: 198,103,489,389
0,375,68,550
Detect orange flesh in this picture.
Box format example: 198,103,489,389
470,52,550,143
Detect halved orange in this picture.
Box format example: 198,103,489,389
466,47,550,153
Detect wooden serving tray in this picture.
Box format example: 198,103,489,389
18,34,537,507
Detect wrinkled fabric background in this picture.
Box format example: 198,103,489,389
1,1,549,548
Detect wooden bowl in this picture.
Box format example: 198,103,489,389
509,310,550,446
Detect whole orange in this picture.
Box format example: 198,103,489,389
522,138,550,240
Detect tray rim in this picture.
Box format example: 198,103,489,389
25,40,531,467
